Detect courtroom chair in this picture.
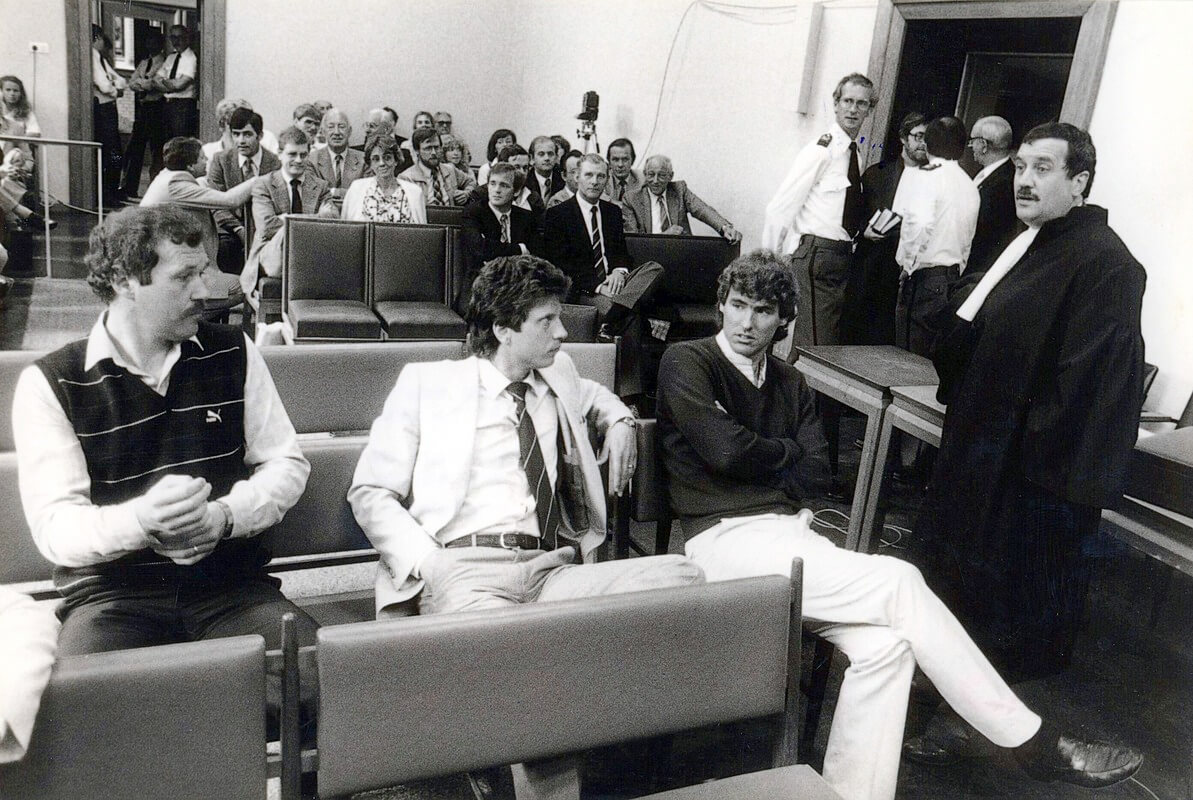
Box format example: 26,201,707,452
371,222,466,340
284,217,382,341
0,636,267,800
291,569,818,800
625,234,740,340
425,205,466,227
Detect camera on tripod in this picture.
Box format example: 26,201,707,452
576,91,599,151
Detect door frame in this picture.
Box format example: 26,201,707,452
861,0,1117,158
65,0,225,206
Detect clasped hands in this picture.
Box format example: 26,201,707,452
134,474,230,565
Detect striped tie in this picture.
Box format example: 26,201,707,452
658,194,671,232
500,213,510,244
431,168,445,205
508,381,562,546
590,204,605,278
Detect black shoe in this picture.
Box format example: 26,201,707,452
1014,727,1143,789
823,478,854,503
596,324,617,343
904,733,964,767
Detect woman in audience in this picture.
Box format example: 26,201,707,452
91,27,126,203
202,98,279,160
441,135,474,180
0,76,41,165
342,133,426,223
477,127,516,185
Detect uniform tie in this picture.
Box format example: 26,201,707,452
843,140,864,236
507,381,562,545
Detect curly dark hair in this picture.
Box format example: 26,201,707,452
716,250,799,343
85,206,205,303
466,255,571,357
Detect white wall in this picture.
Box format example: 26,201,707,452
1088,0,1193,416
0,3,70,199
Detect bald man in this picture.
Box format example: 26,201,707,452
967,115,1020,274
308,108,366,203
622,155,740,242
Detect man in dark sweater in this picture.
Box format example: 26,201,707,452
655,251,1142,800
12,205,319,731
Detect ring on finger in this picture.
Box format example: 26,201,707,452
191,545,198,557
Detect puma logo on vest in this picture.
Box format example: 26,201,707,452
206,409,223,424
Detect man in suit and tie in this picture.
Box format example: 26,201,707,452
623,155,741,242
967,116,1020,275
240,127,337,295
307,108,365,208
398,128,476,206
525,135,565,205
459,163,543,301
547,150,582,209
602,138,641,204
542,153,665,398
207,108,281,275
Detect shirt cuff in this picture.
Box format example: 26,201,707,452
104,499,152,551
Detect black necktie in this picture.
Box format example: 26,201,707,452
169,53,180,79
843,141,864,236
507,382,562,545
334,154,343,188
289,178,302,214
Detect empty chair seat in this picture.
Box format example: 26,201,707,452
372,223,466,340
285,217,381,341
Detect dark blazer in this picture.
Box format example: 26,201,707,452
524,168,565,204
206,147,281,230
968,158,1020,274
622,181,731,235
460,200,544,266
542,196,633,299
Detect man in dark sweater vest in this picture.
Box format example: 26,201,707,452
12,205,319,730
655,251,1142,800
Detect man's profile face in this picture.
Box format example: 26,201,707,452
418,136,442,168
188,150,208,178
608,146,633,180
719,287,785,360
231,125,260,158
834,82,873,138
323,113,351,151
532,141,555,175
127,240,210,343
497,297,567,373
577,161,607,202
1013,138,1085,227
365,111,385,137
643,160,673,196
903,124,927,166
296,115,320,140
280,142,310,178
563,155,581,192
488,172,516,209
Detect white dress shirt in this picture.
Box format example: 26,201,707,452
762,122,858,253
156,48,197,99
892,157,980,275
489,203,529,254
12,314,310,568
973,155,1011,187
91,49,126,103
436,360,559,543
652,191,670,234
716,330,767,388
238,149,264,177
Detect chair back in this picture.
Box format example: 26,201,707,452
285,217,369,303
425,205,466,227
372,223,450,303
625,233,740,304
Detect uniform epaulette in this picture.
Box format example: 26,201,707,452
816,133,833,147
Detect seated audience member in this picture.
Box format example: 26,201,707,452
477,127,516,185
312,99,333,114
547,149,582,209
206,107,281,275
468,144,543,214
623,154,741,241
433,111,453,136
602,137,641,204
202,98,279,161
355,108,407,162
292,103,323,149
140,136,257,293
542,153,664,396
381,107,407,146
0,586,59,764
403,110,435,160
342,133,426,224
525,135,565,204
550,135,571,165
441,135,474,180
654,250,1144,800
308,107,365,205
460,162,543,290
12,204,320,728
0,138,54,231
241,126,337,294
310,100,333,147
349,254,702,620
398,128,476,206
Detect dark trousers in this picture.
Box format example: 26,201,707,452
57,571,320,738
573,260,665,397
895,264,959,358
164,98,199,139
121,100,167,195
92,98,123,199
217,227,246,275
788,234,853,349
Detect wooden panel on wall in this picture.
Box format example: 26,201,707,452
199,0,225,143
1060,0,1117,127
65,0,94,208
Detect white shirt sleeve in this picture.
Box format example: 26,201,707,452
762,142,829,253
0,588,59,764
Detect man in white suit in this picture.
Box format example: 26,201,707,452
349,255,702,619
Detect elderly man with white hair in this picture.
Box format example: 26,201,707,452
622,154,740,242
308,108,366,205
967,115,1020,274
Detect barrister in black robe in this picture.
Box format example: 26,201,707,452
912,125,1145,683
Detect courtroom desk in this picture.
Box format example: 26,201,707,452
859,384,944,553
793,346,938,551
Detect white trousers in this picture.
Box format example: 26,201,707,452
685,511,1041,800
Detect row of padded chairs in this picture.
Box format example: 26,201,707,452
0,568,844,800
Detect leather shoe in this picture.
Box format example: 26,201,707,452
903,733,963,766
823,478,854,503
1015,731,1143,789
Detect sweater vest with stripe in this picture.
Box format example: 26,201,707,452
36,322,270,590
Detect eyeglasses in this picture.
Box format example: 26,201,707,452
838,98,872,111
644,171,673,180
907,132,925,142
967,136,987,147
